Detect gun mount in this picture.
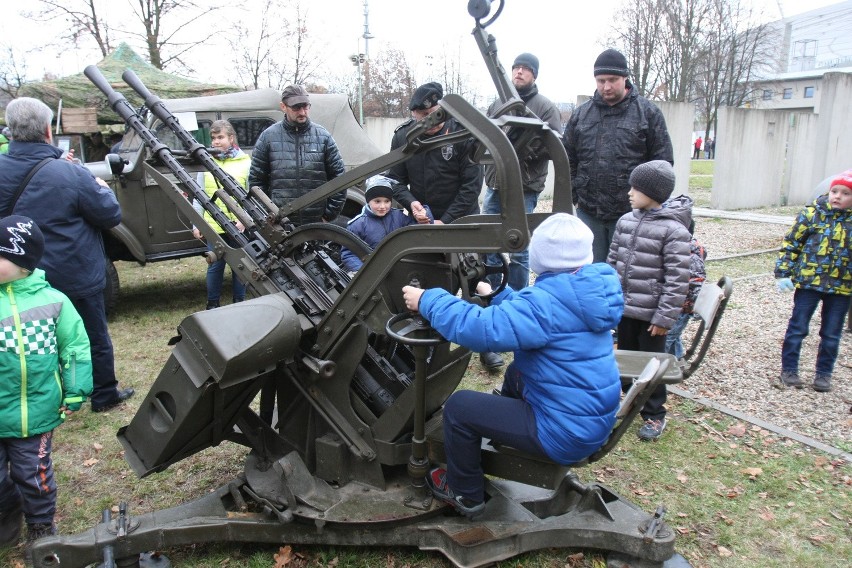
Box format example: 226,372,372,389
30,2,683,567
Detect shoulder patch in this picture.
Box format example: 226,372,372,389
394,118,415,133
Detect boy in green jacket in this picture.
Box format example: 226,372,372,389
0,216,93,552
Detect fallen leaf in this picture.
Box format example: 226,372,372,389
717,545,733,557
741,467,763,477
83,458,99,467
274,545,295,567
676,526,690,535
677,473,688,483
808,534,828,546
760,510,775,521
727,423,746,437
814,456,828,467
93,442,104,452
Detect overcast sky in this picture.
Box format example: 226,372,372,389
5,0,847,105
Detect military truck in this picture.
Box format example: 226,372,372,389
85,89,382,311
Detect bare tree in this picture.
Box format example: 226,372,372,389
0,46,31,99
429,41,483,108
363,48,417,118
29,0,113,57
612,0,668,98
227,0,324,91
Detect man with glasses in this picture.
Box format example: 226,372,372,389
387,82,503,372
249,85,346,226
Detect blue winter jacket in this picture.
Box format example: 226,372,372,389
418,263,624,464
340,204,432,272
0,142,121,299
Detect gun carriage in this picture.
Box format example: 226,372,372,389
29,1,704,567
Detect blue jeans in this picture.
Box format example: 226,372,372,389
442,365,546,503
576,208,620,263
482,187,539,290
665,312,692,359
207,235,246,305
0,432,55,524
781,288,850,377
69,290,119,408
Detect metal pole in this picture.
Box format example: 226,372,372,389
357,56,364,126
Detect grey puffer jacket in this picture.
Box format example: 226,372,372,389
248,118,346,226
563,83,673,221
607,195,692,329
484,84,562,193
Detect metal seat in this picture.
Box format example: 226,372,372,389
616,275,734,385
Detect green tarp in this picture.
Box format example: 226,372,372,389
20,43,241,124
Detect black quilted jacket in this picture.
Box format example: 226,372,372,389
562,84,673,221
248,118,346,225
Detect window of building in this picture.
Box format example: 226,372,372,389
804,86,815,98
762,90,773,100
783,88,793,99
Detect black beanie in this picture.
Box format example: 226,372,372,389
629,161,676,205
594,48,629,77
0,215,44,272
409,82,443,111
512,53,539,78
365,175,394,202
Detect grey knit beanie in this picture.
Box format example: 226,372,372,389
529,213,594,275
629,160,676,205
512,53,540,78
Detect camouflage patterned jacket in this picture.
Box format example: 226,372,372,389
775,195,852,295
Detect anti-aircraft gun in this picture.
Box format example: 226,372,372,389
30,1,682,567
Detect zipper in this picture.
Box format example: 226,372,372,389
9,284,29,437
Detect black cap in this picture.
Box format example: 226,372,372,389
409,82,443,111
512,53,539,78
0,215,44,272
594,48,629,77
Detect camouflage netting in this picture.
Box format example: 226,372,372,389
20,43,241,124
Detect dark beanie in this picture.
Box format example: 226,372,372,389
629,161,676,205
364,175,394,202
512,53,539,78
409,82,443,111
594,48,629,77
0,215,44,272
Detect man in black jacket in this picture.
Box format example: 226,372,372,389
249,85,346,226
387,83,503,371
483,52,561,291
563,49,674,262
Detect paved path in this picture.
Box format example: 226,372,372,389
694,207,795,225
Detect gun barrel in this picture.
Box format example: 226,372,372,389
120,69,271,229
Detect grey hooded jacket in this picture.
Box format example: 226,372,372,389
606,195,692,329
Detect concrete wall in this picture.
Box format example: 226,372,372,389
712,72,852,209
657,101,695,198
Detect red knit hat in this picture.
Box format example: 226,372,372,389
831,171,852,191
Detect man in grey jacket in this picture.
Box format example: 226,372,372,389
483,53,561,292
563,48,674,262
249,85,346,226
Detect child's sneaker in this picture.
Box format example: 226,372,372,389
776,371,803,389
426,468,485,518
813,374,832,392
638,418,667,441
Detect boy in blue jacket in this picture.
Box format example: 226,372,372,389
341,175,432,272
402,213,624,517
0,216,93,553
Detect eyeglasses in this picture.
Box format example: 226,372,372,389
288,103,311,110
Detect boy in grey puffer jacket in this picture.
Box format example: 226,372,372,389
607,160,691,441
